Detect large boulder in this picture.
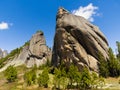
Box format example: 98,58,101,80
52,8,109,72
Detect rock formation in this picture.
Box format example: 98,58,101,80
0,48,8,59
0,31,51,72
52,8,109,72
13,31,51,67
26,31,51,67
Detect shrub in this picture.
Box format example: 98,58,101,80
24,65,37,86
4,65,17,82
67,64,81,88
37,68,49,88
80,67,91,89
36,30,43,34
53,67,68,89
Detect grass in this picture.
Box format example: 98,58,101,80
103,77,120,90
0,65,53,90
0,65,120,90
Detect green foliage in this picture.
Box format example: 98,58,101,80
91,72,99,88
98,52,109,77
53,67,68,90
98,46,120,77
36,30,43,34
38,64,46,70
52,63,105,90
38,59,51,70
97,77,105,89
45,59,51,67
0,47,22,68
23,41,30,47
24,71,32,86
24,65,37,86
52,62,68,89
80,67,91,89
4,65,17,82
108,48,120,77
67,64,81,87
37,68,49,88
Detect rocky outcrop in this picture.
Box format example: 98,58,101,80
14,31,51,67
0,31,51,72
52,8,109,72
0,48,8,59
26,31,51,67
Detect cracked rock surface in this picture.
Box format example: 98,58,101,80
52,8,109,72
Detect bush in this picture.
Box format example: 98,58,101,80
80,67,91,89
36,30,43,34
53,67,68,89
24,65,37,86
38,59,51,70
37,68,49,88
67,64,81,88
4,65,17,82
24,71,33,86
23,41,30,47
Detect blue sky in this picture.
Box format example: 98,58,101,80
0,0,120,53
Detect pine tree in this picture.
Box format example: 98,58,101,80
98,52,109,77
108,48,120,76
53,67,68,89
80,67,91,89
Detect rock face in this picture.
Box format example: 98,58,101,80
0,31,51,72
52,8,109,72
26,31,51,67
0,48,8,59
15,31,51,67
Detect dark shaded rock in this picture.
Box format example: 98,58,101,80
52,8,109,72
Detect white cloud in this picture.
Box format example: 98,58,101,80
0,22,9,30
72,3,98,22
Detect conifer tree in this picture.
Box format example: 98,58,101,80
4,65,17,82
108,48,120,76
80,67,91,89
98,52,109,77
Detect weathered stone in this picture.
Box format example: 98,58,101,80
0,31,51,72
52,7,109,72
0,48,8,59
26,31,51,67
